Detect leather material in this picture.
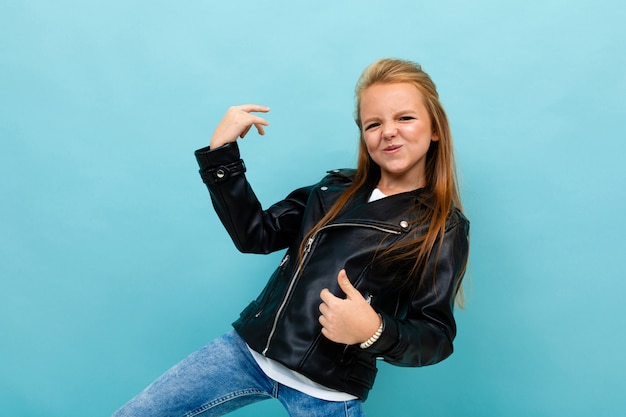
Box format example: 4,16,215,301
195,142,470,400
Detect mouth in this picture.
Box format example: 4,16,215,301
383,144,402,153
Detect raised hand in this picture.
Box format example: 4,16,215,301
210,104,270,149
319,269,382,345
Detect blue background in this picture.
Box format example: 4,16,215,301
1,1,625,416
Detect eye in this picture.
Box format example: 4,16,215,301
364,122,380,130
399,116,415,121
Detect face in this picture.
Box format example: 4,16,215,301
359,82,437,191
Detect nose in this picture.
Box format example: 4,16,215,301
382,122,397,141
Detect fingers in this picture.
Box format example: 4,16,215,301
210,104,271,148
319,270,361,304
319,288,335,304
318,308,328,326
319,271,378,344
318,290,336,328
236,104,270,114
318,300,336,341
240,122,267,138
240,125,252,138
231,104,270,136
337,269,360,299
255,123,266,136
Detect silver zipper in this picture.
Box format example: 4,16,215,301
262,236,314,355
321,222,403,236
261,222,402,356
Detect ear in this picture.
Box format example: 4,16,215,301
431,131,440,142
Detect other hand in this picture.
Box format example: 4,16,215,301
210,104,270,149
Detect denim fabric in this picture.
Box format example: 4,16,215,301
111,331,364,417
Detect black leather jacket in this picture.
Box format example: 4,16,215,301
195,142,470,400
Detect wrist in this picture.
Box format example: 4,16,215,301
360,314,383,349
210,138,228,149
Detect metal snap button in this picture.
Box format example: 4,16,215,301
216,169,225,179
400,220,409,229
320,186,328,191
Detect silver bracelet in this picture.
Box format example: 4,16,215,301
360,316,383,349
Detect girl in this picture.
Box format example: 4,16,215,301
112,58,469,417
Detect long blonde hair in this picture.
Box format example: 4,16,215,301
302,58,467,301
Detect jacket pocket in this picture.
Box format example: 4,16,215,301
251,257,287,309
343,355,377,390
238,300,260,320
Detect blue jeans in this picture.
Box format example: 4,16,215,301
111,330,364,417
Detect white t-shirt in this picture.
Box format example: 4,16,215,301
246,188,388,401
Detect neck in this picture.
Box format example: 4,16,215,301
376,178,424,196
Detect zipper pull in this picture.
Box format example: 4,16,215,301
304,237,314,253
365,294,373,304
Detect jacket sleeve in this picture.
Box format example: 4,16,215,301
194,142,311,254
363,216,470,367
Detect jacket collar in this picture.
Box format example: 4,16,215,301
316,180,428,226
